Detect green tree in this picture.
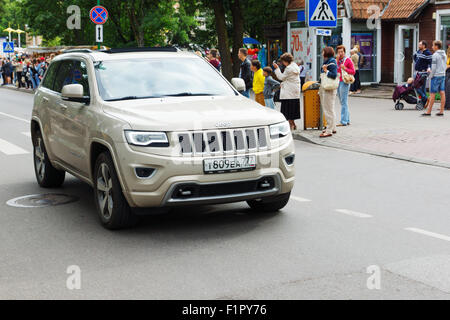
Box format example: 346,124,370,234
19,0,198,48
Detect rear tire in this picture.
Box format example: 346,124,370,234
247,192,291,212
33,130,65,188
94,152,138,230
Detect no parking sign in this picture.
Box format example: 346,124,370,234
89,5,108,25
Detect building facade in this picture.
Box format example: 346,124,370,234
285,0,450,84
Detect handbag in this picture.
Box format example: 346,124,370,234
320,63,339,90
341,58,355,84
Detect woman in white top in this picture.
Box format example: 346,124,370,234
273,53,301,130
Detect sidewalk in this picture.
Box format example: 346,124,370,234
293,96,450,169
0,84,34,94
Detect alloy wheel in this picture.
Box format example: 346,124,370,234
97,163,114,220
34,137,46,182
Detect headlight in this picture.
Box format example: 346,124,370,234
269,121,290,139
124,130,169,147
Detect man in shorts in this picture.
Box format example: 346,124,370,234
423,40,446,116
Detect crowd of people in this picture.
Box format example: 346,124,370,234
233,45,358,136
0,54,54,90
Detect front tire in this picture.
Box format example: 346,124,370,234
247,192,291,212
94,152,138,230
33,130,65,188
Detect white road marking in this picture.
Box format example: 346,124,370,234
22,132,31,138
0,111,30,124
405,228,450,242
335,209,373,218
0,138,29,155
291,196,312,202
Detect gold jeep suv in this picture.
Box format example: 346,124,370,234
31,47,295,229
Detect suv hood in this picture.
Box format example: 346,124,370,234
102,95,286,131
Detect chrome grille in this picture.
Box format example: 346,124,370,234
177,127,268,155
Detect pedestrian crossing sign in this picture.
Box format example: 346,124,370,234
2,42,14,53
307,0,337,27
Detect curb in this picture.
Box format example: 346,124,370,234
293,132,450,170
350,95,391,100
0,86,34,95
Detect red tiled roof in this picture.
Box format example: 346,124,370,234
381,0,428,20
351,0,390,19
287,0,305,10
287,0,426,20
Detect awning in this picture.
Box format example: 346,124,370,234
243,37,260,45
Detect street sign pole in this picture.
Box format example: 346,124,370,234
90,0,108,50
97,0,100,50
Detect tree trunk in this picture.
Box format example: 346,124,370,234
230,0,244,77
211,0,233,81
128,0,145,47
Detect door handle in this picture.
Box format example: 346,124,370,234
42,97,49,103
59,103,68,111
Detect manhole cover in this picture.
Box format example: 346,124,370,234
6,194,79,208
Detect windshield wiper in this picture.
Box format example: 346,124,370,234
105,95,160,102
162,92,216,97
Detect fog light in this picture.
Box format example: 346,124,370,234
135,167,156,179
285,154,295,166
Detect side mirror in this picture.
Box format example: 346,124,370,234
231,78,246,92
61,84,90,103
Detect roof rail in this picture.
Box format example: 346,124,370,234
101,47,179,54
62,49,94,54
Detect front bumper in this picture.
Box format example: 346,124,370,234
114,138,295,208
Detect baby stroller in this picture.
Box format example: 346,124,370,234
392,72,427,110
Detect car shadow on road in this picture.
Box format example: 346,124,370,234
58,177,284,239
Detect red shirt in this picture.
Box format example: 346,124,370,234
337,56,356,82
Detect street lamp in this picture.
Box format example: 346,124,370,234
15,26,25,48
3,24,15,43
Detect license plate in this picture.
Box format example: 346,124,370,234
203,156,256,174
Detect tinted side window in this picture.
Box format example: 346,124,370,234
42,61,60,90
54,60,90,96
54,60,74,93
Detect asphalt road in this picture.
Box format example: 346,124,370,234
0,88,449,300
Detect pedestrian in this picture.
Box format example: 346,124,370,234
414,40,432,107
238,48,253,98
336,45,355,126
349,48,361,94
319,46,338,138
207,49,221,72
445,45,450,110
422,40,446,116
3,59,13,85
273,53,301,131
15,58,24,88
251,60,265,106
298,59,306,91
0,59,5,85
262,66,280,109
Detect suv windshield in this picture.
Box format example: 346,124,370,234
95,57,236,101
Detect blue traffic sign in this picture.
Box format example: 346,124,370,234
307,0,337,28
90,6,108,25
2,42,14,53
